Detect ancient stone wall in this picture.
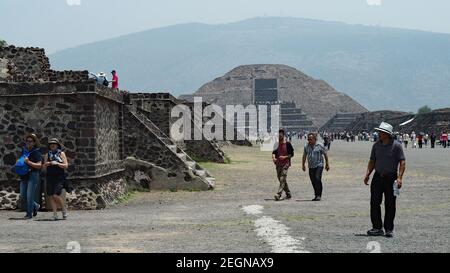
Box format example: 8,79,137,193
0,46,89,83
94,96,123,176
0,46,50,82
130,93,228,163
397,109,450,134
0,81,129,209
123,106,183,172
346,111,411,133
0,45,216,210
130,93,173,136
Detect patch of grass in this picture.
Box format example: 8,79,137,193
189,155,209,163
230,160,251,164
224,155,232,164
117,191,138,204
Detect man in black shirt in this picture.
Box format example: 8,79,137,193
364,122,406,238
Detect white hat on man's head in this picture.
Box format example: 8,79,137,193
374,122,394,135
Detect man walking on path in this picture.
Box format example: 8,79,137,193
430,133,436,148
364,122,406,238
272,129,294,201
302,133,330,201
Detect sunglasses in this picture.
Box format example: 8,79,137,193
26,139,35,143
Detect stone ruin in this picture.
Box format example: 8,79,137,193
181,64,368,131
0,45,245,210
321,109,450,134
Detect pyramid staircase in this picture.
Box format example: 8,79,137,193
127,106,216,189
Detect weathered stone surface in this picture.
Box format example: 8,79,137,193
129,93,229,163
346,110,412,132
0,45,217,210
190,64,368,129
0,46,89,83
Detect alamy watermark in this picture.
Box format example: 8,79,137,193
170,97,280,151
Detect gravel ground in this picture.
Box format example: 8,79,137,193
1,140,449,253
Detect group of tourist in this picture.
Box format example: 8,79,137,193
397,132,448,149
14,134,69,220
272,122,406,238
321,129,450,150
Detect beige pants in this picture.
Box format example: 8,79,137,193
276,166,291,197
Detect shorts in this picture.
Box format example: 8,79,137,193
46,175,65,196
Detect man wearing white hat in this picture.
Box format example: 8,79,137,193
364,122,406,238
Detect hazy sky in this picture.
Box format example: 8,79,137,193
1,0,449,53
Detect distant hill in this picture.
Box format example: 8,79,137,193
49,17,450,111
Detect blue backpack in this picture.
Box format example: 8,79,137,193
15,147,38,176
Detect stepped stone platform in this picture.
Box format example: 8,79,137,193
396,108,450,134
320,113,363,132
345,110,412,133
0,45,219,210
186,64,367,129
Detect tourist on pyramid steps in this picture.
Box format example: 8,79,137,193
17,134,42,219
403,133,409,149
42,138,69,221
430,133,436,148
272,129,294,201
302,133,330,201
111,70,119,90
364,122,406,238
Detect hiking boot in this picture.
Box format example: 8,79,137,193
385,230,394,238
274,194,281,201
33,204,40,217
367,228,384,236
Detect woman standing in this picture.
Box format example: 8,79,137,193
403,133,409,149
18,134,42,219
43,138,69,220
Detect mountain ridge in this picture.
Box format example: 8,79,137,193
49,17,450,111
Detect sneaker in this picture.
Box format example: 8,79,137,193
285,194,292,200
33,204,40,217
62,211,68,220
312,196,321,201
274,194,281,201
53,213,59,221
385,230,394,238
367,228,385,236
23,215,32,220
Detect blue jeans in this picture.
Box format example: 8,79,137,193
20,172,40,217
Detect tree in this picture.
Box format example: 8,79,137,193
418,105,432,115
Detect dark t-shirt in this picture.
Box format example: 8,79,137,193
20,148,42,179
370,140,405,174
276,142,290,167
